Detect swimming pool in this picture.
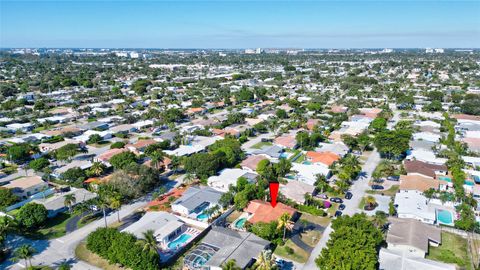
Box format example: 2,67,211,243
197,212,209,221
438,176,452,182
465,181,475,186
168,234,192,250
302,161,313,165
234,218,247,229
437,209,454,226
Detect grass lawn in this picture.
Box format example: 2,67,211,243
35,212,74,239
89,141,111,148
300,229,322,247
226,210,243,223
274,240,309,263
358,197,366,210
294,154,306,163
300,213,331,227
427,232,472,270
366,185,399,197
327,203,339,216
251,141,272,149
75,242,124,270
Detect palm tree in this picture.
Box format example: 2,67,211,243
277,213,294,242
183,173,195,185
252,250,276,270
89,162,105,177
12,244,36,269
141,230,158,253
314,174,329,194
0,217,15,250
64,194,76,213
364,196,377,210
58,261,71,270
222,259,241,270
372,211,388,230
109,193,122,223
423,188,436,203
150,151,165,171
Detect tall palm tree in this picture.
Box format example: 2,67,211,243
314,174,329,194
109,193,122,223
372,211,388,232
222,259,241,270
277,213,294,242
64,194,76,213
252,250,276,270
89,162,105,177
58,261,71,270
150,151,165,171
0,217,15,250
12,244,36,269
141,230,158,253
183,173,195,185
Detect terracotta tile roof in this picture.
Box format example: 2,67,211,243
127,139,157,150
452,114,480,122
97,148,128,162
306,151,340,166
306,119,320,131
330,105,348,113
186,107,205,114
274,135,297,148
404,160,448,179
399,175,442,192
245,200,296,224
241,155,268,171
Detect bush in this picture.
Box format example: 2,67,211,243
29,158,50,172
86,227,160,270
16,203,48,229
285,246,294,255
110,142,126,149
296,205,326,216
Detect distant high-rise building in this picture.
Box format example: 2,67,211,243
244,49,256,54
434,48,444,53
255,48,262,54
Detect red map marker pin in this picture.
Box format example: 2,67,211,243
269,182,279,208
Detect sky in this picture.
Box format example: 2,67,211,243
0,0,479,48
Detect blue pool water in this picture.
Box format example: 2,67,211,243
280,153,289,159
302,161,313,165
197,212,209,220
465,181,475,186
438,176,452,182
234,218,247,229
168,234,192,249
437,210,453,225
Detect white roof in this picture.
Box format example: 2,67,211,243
465,130,480,139
379,248,455,270
406,149,447,166
291,163,330,185
132,120,154,129
208,168,256,192
412,132,441,143
394,190,436,222
164,144,205,157
121,211,184,241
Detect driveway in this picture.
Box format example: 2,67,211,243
302,150,381,270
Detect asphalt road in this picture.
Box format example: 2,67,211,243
302,150,381,270
3,175,181,270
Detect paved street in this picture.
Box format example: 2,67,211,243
302,150,381,270
2,176,180,270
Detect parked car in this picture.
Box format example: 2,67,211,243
344,192,353,200
373,178,384,183
371,185,384,190
387,175,400,181
330,197,343,203
334,210,343,217
338,204,346,210
316,193,328,199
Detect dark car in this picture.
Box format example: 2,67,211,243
387,175,400,181
373,178,384,183
334,210,343,217
330,197,343,203
344,192,353,200
371,185,384,190
338,204,346,210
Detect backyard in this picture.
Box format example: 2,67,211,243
251,141,272,149
427,231,473,270
75,242,124,270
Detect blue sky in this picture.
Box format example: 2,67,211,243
1,0,479,48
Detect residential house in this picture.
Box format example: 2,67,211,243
305,151,340,167
171,186,223,219
394,190,436,224
274,134,297,149
280,180,315,204
183,226,270,270
240,155,268,172
208,169,258,192
4,176,49,199
404,160,448,179
244,200,297,224
121,211,186,247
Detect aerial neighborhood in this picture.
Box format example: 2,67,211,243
0,48,479,270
